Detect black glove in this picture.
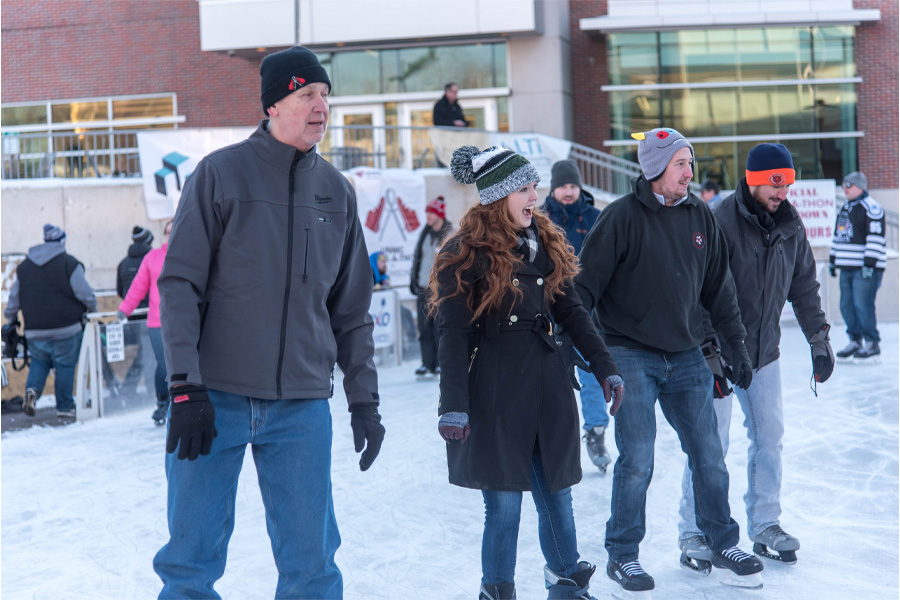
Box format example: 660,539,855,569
828,264,837,277
409,282,420,296
1,321,19,359
350,403,385,471
727,340,753,390
166,384,218,461
809,324,835,383
701,339,733,399
556,333,589,391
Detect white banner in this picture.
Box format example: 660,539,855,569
787,180,837,247
346,167,427,290
137,128,254,220
368,290,396,349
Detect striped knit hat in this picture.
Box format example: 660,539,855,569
450,146,540,205
131,225,153,245
43,223,66,243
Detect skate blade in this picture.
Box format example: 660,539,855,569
610,583,653,600
853,356,881,365
679,555,712,577
715,568,763,589
754,545,797,565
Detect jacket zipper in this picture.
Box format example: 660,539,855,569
276,155,301,399
468,347,479,372
302,222,311,283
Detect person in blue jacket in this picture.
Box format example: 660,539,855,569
370,251,390,288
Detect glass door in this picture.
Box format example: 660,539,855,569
327,104,386,169
397,98,500,169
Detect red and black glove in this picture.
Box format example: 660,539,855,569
166,384,218,461
350,403,385,471
701,339,733,398
438,411,470,443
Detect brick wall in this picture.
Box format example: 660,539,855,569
854,0,899,189
569,1,609,150
0,0,262,127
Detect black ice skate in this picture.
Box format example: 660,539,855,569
835,339,862,362
152,394,169,426
479,581,516,600
544,561,597,599
853,338,881,364
607,559,654,599
710,546,764,589
678,534,712,576
583,426,611,474
751,524,800,564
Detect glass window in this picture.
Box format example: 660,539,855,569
736,28,811,81
608,33,658,86
398,44,495,93
497,97,509,133
609,90,660,140
660,30,740,84
382,49,401,94
112,96,174,120
2,105,48,126
812,26,855,78
51,101,108,124
332,50,381,96
492,43,508,88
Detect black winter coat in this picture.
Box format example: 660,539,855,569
436,235,619,493
117,241,152,311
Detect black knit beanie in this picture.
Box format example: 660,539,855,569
550,159,583,191
260,46,332,115
131,226,153,245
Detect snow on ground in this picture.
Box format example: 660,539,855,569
2,323,898,600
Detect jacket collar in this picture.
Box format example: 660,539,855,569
632,176,700,213
733,178,803,240
543,191,594,219
247,120,320,173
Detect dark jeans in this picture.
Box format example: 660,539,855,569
839,268,883,342
25,333,83,412
605,345,739,561
147,327,168,397
416,289,439,370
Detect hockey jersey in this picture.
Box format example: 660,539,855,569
829,192,887,270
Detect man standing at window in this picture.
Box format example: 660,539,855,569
829,171,886,363
153,45,385,599
433,82,468,128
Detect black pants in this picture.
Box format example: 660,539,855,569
416,289,439,370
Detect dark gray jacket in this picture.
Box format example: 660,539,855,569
710,180,827,369
159,122,378,404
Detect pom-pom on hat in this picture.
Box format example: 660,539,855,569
746,143,795,186
631,128,694,181
842,171,867,191
426,196,446,220
131,225,153,245
260,46,332,116
450,146,540,206
43,223,66,243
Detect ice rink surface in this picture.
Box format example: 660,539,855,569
2,323,897,599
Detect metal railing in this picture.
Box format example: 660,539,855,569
2,130,142,179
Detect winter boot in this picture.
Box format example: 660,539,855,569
583,426,611,472
853,338,881,363
607,559,654,598
709,546,764,589
835,339,862,361
751,524,800,564
479,581,516,600
23,387,38,417
678,534,712,576
544,561,597,599
152,393,170,426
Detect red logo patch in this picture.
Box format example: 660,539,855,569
174,394,190,403
693,232,706,249
289,76,306,90
768,172,786,186
656,130,670,139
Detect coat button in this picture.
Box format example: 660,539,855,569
510,315,518,323
512,278,519,286
537,278,544,285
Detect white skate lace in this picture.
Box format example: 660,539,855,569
620,561,647,577
721,547,754,562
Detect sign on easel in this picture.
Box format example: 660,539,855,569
105,324,125,363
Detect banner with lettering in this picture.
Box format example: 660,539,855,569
787,180,837,247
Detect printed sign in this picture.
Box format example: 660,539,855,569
369,290,395,349
787,180,837,247
105,323,125,363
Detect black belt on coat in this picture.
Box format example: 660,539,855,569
482,314,557,350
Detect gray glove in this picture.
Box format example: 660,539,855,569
438,411,470,443
809,324,835,383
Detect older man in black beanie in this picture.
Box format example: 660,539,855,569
154,45,385,599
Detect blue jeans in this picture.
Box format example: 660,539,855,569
679,359,784,539
605,346,739,561
577,350,609,430
147,327,168,397
839,268,883,342
153,390,342,599
481,457,580,584
25,333,83,412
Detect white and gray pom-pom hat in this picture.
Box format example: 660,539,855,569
450,145,540,205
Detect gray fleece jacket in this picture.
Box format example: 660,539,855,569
159,121,379,404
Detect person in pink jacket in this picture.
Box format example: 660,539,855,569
118,220,172,425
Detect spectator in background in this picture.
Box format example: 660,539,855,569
433,82,468,128
700,179,723,208
117,220,173,426
370,251,391,289
3,224,97,420
410,196,454,377
540,159,611,474
829,171,886,363
116,225,154,394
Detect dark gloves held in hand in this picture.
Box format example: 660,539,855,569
809,324,835,383
556,333,589,391
166,384,218,461
701,339,733,399
438,411,470,443
727,340,754,390
1,321,20,359
861,266,874,279
828,264,837,277
350,403,385,471
409,282,420,296
600,374,625,416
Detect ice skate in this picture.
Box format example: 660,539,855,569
710,546,764,589
607,559,654,599
678,534,712,576
152,394,169,426
544,561,597,599
479,581,516,600
583,426,611,473
835,339,862,362
853,338,881,364
751,524,799,565
23,387,38,417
